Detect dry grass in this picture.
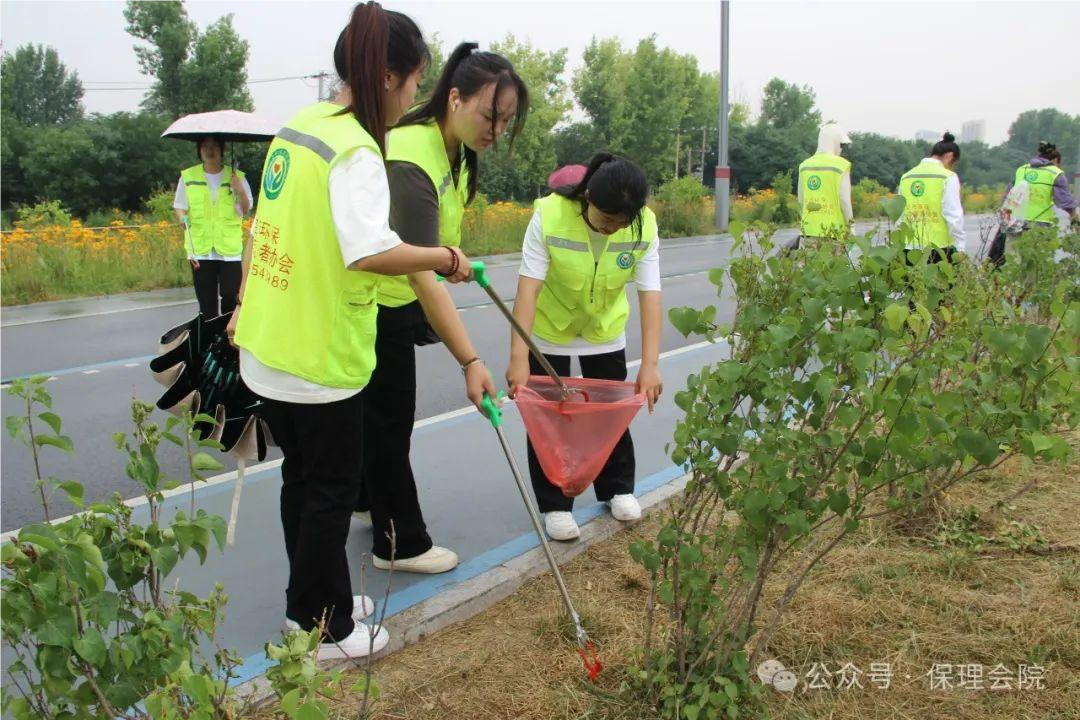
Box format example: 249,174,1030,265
253,447,1080,720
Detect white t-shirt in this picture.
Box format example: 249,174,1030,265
518,207,662,356
239,146,403,404
173,170,254,261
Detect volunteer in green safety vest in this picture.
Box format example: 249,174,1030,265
989,141,1079,267
505,154,664,542
897,132,966,264
795,122,853,247
173,136,252,317
228,3,475,662
346,41,527,575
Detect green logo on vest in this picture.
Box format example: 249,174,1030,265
910,180,926,198
806,175,822,191
263,148,290,200
1024,170,1039,183
616,252,635,270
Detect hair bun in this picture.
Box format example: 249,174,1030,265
941,132,955,143
1038,140,1056,153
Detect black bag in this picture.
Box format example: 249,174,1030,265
987,226,1007,269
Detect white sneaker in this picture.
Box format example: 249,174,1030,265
544,511,580,541
352,510,372,524
283,594,376,633
373,546,459,574
608,494,641,521
317,621,390,660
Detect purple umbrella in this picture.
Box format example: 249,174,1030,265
548,164,588,189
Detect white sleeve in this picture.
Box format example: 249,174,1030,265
839,172,853,221
518,209,549,281
173,178,188,211
797,174,804,208
943,174,966,251
328,146,402,268
234,176,254,217
634,232,662,292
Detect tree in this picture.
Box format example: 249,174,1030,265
415,34,446,104
124,1,252,117
1006,108,1080,171
478,35,570,200
573,37,631,148
0,44,84,126
621,37,696,185
554,122,602,167
758,77,820,132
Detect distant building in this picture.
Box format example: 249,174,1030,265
915,129,940,143
960,120,986,144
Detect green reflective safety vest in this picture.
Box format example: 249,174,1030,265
798,152,850,237
533,194,658,345
180,164,246,257
379,121,470,308
1014,163,1063,223
898,160,955,249
234,102,382,390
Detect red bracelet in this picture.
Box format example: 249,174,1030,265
435,246,458,278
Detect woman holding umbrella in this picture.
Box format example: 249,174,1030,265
173,135,253,317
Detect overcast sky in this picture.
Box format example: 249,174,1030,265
2,0,1078,146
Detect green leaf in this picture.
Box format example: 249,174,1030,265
191,452,224,472
5,415,25,439
827,490,850,515
73,628,107,666
956,428,998,466
708,267,725,288
57,480,84,508
684,705,701,720
883,303,909,332
728,220,747,242
37,411,62,435
880,195,906,223
297,702,328,720
669,307,702,337
35,434,74,453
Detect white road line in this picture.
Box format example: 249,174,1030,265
0,339,727,542
124,363,140,368
82,369,100,375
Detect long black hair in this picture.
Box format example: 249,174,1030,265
555,153,649,241
396,42,529,203
931,131,961,161
332,2,429,156
1037,140,1061,163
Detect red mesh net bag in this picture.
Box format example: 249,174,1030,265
514,375,646,497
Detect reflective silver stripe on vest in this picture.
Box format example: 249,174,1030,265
607,242,642,252
184,181,208,186
902,174,948,180
800,166,843,173
277,127,336,164
546,235,589,251
438,172,452,196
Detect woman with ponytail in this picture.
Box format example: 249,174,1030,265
505,153,664,541
897,131,966,262
229,2,476,660
347,42,528,574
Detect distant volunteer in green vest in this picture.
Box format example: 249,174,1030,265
344,41,527,573
229,3,474,661
990,142,1079,267
795,122,853,248
173,135,252,317
506,154,663,542
897,132,966,264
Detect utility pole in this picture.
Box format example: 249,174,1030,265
714,1,731,231
316,72,329,102
1075,138,1080,199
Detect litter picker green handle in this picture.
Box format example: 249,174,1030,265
481,390,505,429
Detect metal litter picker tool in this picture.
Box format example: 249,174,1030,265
479,392,602,681
469,260,601,680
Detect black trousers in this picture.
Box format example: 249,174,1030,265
356,302,434,561
527,349,635,513
259,391,365,641
191,260,242,317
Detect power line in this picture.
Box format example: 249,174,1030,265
82,73,325,92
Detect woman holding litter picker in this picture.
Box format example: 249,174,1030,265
229,2,475,660
505,153,663,541
348,40,528,574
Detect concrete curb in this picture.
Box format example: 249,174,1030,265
235,471,690,706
